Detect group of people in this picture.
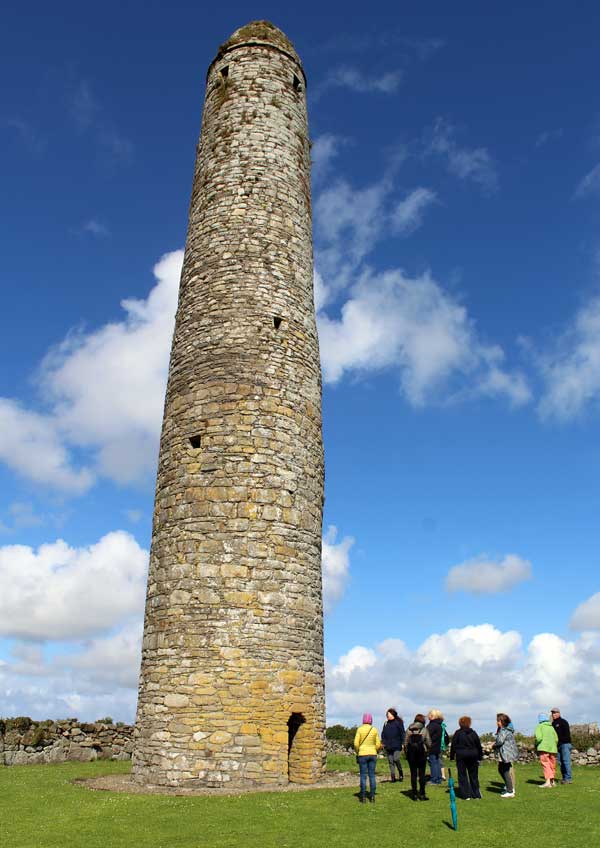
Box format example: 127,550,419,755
352,707,573,804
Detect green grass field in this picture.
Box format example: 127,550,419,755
1,756,599,848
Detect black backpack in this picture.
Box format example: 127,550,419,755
406,730,425,755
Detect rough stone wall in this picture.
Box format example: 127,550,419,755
0,718,134,766
132,22,325,788
325,739,600,766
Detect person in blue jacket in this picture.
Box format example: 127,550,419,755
381,708,405,782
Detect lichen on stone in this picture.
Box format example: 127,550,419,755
216,20,301,64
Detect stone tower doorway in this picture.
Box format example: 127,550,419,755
287,712,306,782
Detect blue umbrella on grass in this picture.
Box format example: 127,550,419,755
448,768,458,831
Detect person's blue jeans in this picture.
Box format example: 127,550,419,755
428,752,443,784
358,755,377,797
557,743,572,781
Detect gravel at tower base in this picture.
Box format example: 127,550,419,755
132,21,326,788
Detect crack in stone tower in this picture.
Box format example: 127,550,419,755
132,21,326,788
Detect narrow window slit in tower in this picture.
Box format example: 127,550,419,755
273,316,283,330
189,435,202,449
220,66,229,78
292,74,302,92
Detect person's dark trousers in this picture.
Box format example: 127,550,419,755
498,761,513,792
428,752,442,784
456,756,481,799
407,751,426,796
387,749,404,780
357,755,377,800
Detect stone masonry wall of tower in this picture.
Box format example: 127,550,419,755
132,22,326,788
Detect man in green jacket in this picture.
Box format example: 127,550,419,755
535,712,559,788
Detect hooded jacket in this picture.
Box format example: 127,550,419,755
450,727,483,761
493,726,519,763
535,720,558,754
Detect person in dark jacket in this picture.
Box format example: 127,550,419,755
551,708,572,784
381,708,405,782
403,714,432,801
426,709,447,785
449,716,483,800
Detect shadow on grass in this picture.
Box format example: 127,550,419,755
401,790,418,801
526,779,545,785
443,821,457,831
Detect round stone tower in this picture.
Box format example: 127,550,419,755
132,21,325,788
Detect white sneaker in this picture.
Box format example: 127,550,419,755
500,791,515,798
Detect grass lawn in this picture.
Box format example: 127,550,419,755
1,756,599,848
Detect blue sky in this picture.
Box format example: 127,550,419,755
2,1,600,732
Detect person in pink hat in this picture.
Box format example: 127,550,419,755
354,713,382,803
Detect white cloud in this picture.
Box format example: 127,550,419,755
311,134,346,185
524,633,583,708
317,266,531,406
0,251,182,491
313,170,528,406
8,501,45,529
0,530,148,640
24,250,178,493
538,296,600,420
124,508,143,524
69,80,99,130
392,187,437,235
0,250,183,494
41,249,180,484
322,67,403,95
0,626,141,723
571,592,600,630
574,163,600,198
534,128,563,149
80,218,109,238
0,398,94,494
315,177,392,292
418,624,521,667
445,553,532,595
57,621,143,689
427,118,498,193
331,645,377,679
4,117,45,154
476,363,532,407
68,79,133,166
326,623,600,731
322,525,354,613
313,269,331,313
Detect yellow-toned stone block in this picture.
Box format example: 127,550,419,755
237,502,259,519
209,731,232,746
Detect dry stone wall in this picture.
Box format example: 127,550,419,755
132,21,325,789
0,718,134,766
326,738,600,766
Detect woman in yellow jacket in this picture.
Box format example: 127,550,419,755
354,713,383,803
